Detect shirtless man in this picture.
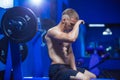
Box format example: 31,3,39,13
45,8,96,80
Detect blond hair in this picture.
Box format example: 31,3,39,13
62,8,79,20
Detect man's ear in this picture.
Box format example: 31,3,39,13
62,15,69,24
62,18,66,24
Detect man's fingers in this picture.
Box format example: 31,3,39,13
77,20,85,25
81,20,85,24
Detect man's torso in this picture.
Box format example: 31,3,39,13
45,27,72,65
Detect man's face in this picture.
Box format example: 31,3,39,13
65,17,78,31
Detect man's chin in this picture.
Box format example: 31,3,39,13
69,28,73,31
67,29,72,32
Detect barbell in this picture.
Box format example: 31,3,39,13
0,6,56,64
1,6,37,43
0,6,37,64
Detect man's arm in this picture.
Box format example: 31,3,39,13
47,20,84,43
68,45,77,70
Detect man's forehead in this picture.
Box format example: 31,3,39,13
70,18,78,23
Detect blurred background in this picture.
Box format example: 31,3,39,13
0,0,120,80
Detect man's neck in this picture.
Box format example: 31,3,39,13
57,22,65,32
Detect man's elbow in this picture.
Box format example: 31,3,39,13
69,37,76,42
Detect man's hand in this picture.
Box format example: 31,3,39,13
77,20,85,25
73,20,85,29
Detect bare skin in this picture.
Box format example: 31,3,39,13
45,15,96,80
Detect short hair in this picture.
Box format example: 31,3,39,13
62,8,79,20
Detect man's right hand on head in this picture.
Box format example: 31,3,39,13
77,20,85,25
74,20,85,28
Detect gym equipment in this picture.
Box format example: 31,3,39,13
0,6,37,80
0,37,8,64
1,6,37,43
0,37,28,64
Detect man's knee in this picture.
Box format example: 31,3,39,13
92,74,96,78
84,76,90,80
70,75,90,80
84,70,96,79
73,72,90,80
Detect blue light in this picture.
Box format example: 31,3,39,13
0,0,13,8
29,0,43,6
89,24,105,27
103,28,112,35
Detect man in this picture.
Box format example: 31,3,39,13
45,8,96,80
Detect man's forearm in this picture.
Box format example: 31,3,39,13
68,20,83,42
69,53,77,70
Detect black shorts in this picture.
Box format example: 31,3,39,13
49,64,85,80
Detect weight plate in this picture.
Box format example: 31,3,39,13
1,6,37,43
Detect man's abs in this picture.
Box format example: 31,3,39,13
50,53,70,65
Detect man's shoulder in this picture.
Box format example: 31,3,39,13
47,26,59,34
45,27,56,37
48,26,57,31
